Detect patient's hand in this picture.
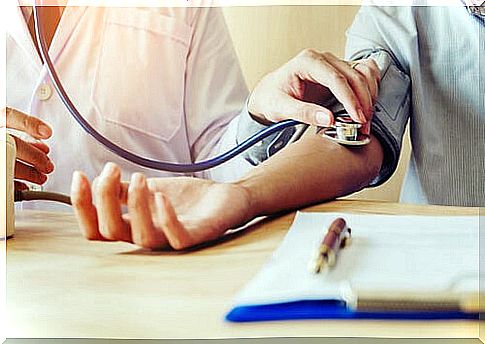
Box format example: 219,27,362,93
71,162,252,250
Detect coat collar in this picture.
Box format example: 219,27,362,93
8,0,87,70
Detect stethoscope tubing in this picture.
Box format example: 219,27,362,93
32,3,301,173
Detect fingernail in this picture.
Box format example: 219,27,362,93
357,109,366,123
101,162,117,177
39,174,48,185
154,192,165,208
46,160,55,173
38,124,51,138
71,171,81,190
131,173,146,188
315,112,331,126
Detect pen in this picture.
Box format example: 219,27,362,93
309,217,351,274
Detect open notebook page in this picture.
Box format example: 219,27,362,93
233,212,479,307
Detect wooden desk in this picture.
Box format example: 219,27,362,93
5,200,480,339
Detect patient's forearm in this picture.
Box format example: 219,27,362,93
235,131,384,218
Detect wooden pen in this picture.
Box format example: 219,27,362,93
309,217,351,274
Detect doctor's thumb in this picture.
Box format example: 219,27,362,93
279,97,334,127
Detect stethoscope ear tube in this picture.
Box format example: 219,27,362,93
32,3,303,173
33,4,368,173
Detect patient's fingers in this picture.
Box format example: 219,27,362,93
128,173,168,249
95,163,131,242
95,177,128,204
71,171,104,241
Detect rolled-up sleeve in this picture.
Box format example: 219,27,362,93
345,5,413,187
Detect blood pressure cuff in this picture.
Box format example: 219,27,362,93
237,49,411,188
363,49,411,187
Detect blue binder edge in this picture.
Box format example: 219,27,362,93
225,300,479,322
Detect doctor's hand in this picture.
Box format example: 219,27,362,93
71,163,252,250
248,50,380,132
1,107,54,190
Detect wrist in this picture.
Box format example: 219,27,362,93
232,175,266,221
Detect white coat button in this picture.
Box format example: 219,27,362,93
36,83,52,101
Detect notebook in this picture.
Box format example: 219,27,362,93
226,212,482,322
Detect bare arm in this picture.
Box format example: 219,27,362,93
71,131,383,250
71,50,383,250
237,131,384,219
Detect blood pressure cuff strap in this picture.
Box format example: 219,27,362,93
236,101,299,166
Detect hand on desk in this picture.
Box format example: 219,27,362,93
2,107,54,190
71,162,252,250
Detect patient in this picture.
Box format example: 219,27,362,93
72,2,483,249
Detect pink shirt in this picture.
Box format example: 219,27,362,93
7,3,250,209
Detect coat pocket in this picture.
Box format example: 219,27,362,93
91,8,191,142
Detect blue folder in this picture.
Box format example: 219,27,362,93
224,212,481,323
225,300,479,322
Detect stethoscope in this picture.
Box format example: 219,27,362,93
31,3,369,174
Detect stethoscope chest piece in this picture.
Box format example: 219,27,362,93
319,115,371,146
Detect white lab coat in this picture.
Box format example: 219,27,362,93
6,2,251,209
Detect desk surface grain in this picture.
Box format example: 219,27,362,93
5,200,481,339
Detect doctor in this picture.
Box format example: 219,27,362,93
6,2,250,202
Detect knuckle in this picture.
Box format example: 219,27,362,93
128,190,145,211
21,115,32,132
128,197,143,212
352,72,367,84
299,48,319,60
329,71,346,84
30,151,46,170
298,106,315,123
365,60,381,79
27,167,42,183
366,58,379,69
321,51,334,60
357,63,371,75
